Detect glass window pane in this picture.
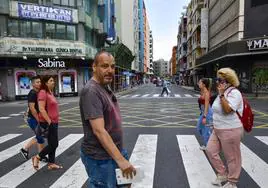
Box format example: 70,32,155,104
20,21,31,37
32,22,43,38
56,24,66,39
45,23,55,39
67,25,76,40
53,0,60,5
69,0,75,7
62,0,68,6
8,20,19,37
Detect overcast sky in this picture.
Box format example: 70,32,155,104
144,0,190,61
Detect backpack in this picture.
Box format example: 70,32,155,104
227,88,254,132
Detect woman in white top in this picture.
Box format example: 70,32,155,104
206,68,243,188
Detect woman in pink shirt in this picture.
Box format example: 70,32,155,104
32,75,62,170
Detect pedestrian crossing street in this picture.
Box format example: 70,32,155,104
118,93,200,99
0,134,267,188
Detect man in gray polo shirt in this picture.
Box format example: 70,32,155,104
79,51,136,187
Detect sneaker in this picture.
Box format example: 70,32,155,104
222,182,237,188
20,148,29,160
211,174,227,186
199,145,207,151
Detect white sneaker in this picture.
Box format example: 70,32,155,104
222,182,237,188
199,145,207,150
211,175,227,186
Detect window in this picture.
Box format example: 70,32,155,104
84,0,91,14
251,0,267,7
8,20,19,37
20,21,31,37
67,25,76,40
32,22,43,38
56,24,66,39
20,0,38,3
53,0,76,7
45,23,56,39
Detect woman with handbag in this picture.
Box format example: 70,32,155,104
32,75,63,170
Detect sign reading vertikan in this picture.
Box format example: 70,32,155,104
13,2,78,23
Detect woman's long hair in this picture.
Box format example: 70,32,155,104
40,75,54,93
200,78,212,91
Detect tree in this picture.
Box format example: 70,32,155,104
253,68,268,97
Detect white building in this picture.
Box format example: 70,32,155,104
114,0,138,70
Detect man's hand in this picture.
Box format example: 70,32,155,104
117,159,136,179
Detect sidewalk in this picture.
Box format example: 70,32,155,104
181,86,268,99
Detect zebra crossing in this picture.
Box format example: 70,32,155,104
118,93,200,99
0,133,267,188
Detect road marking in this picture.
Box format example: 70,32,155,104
195,94,201,97
0,134,83,188
9,114,21,117
130,134,158,188
241,143,268,188
0,137,34,163
120,95,130,98
131,94,140,98
174,94,181,98
0,117,11,120
152,94,159,97
255,136,268,145
177,135,216,188
50,159,87,188
184,94,193,98
142,94,150,97
0,134,21,145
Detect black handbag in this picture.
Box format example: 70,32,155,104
35,122,49,138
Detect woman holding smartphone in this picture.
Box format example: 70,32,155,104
206,68,243,188
32,75,63,170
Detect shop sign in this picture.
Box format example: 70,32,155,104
10,1,78,23
247,38,268,51
0,38,86,57
38,58,65,68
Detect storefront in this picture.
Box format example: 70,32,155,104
196,38,268,93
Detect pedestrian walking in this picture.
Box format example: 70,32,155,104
20,76,47,162
160,78,169,96
206,68,244,188
79,51,136,188
32,75,62,170
197,78,213,150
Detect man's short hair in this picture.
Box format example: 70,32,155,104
94,50,113,65
31,75,41,82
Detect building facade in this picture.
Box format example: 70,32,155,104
170,46,177,76
196,0,268,93
153,59,169,77
143,5,150,74
177,14,188,85
0,0,113,100
149,30,153,74
186,0,208,87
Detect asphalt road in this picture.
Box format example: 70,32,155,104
0,84,267,188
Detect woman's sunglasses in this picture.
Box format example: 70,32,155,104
215,77,227,84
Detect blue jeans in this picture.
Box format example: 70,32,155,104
27,117,45,144
81,149,130,188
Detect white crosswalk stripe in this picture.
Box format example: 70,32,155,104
255,136,268,145
0,134,267,188
0,134,83,188
50,159,87,188
119,93,198,98
241,142,268,188
130,134,157,188
141,94,150,97
0,134,21,144
177,135,216,187
0,117,11,120
0,137,34,163
9,114,22,117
